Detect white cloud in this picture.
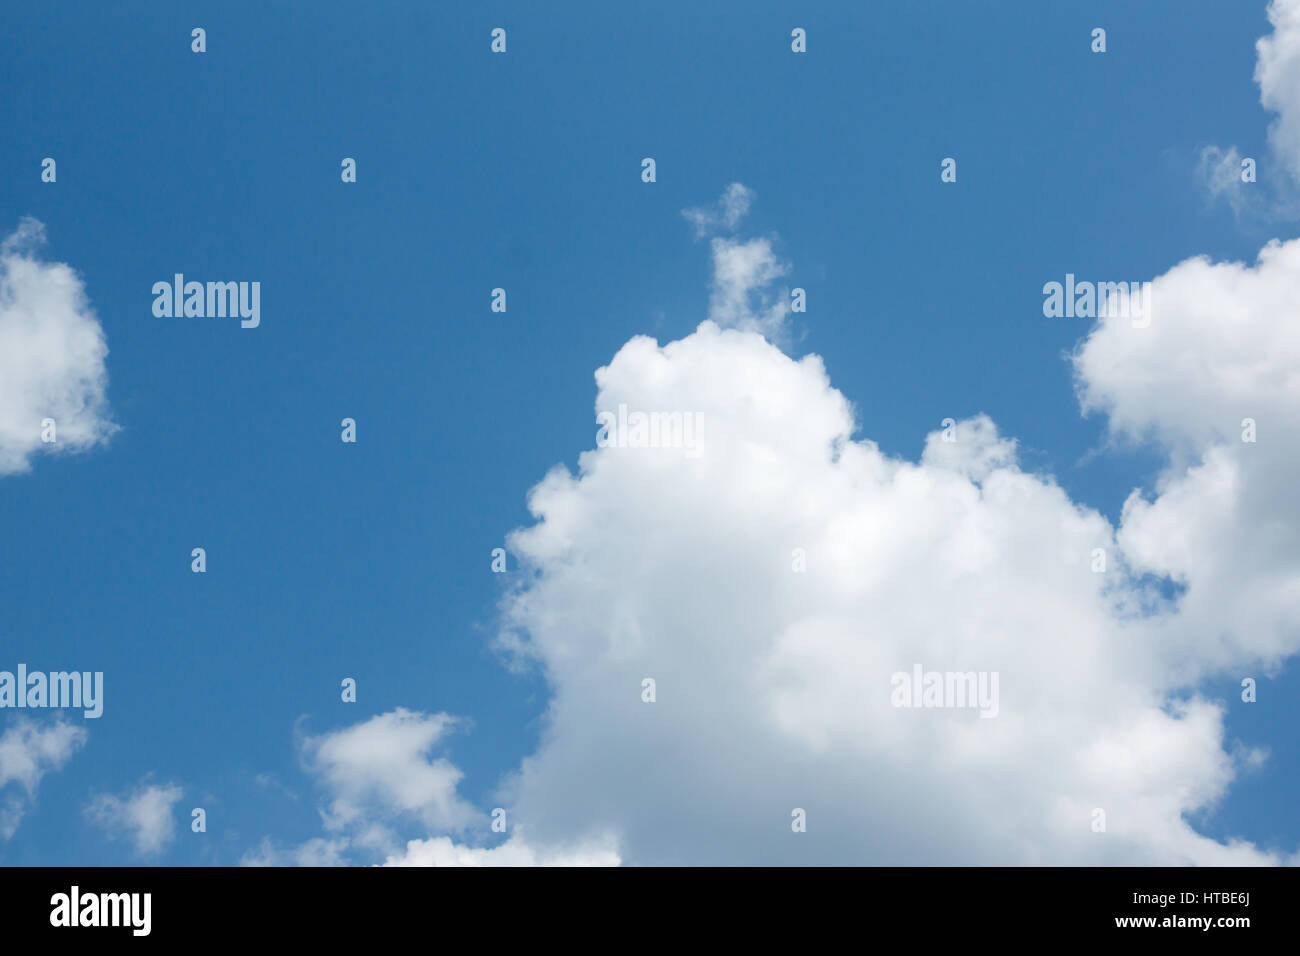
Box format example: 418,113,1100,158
85,781,183,857
683,183,755,238
475,46,1300,858
299,709,478,842
1257,0,1300,181
1198,146,1269,217
0,218,116,476
1074,236,1300,676
706,236,791,338
0,719,87,839
682,185,794,339
251,708,613,866
480,235,1300,862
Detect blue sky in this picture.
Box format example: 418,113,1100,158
1,0,1297,865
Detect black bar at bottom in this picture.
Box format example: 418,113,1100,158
0,865,1290,943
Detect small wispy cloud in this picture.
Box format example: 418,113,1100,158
706,235,791,338
85,780,183,857
0,718,87,839
682,184,795,340
298,709,479,854
244,708,615,866
682,182,755,238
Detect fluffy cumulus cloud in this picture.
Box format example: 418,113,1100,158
85,781,183,857
264,226,1300,868
485,278,1297,862
0,218,116,476
444,6,1300,867
1074,237,1300,678
0,719,87,840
